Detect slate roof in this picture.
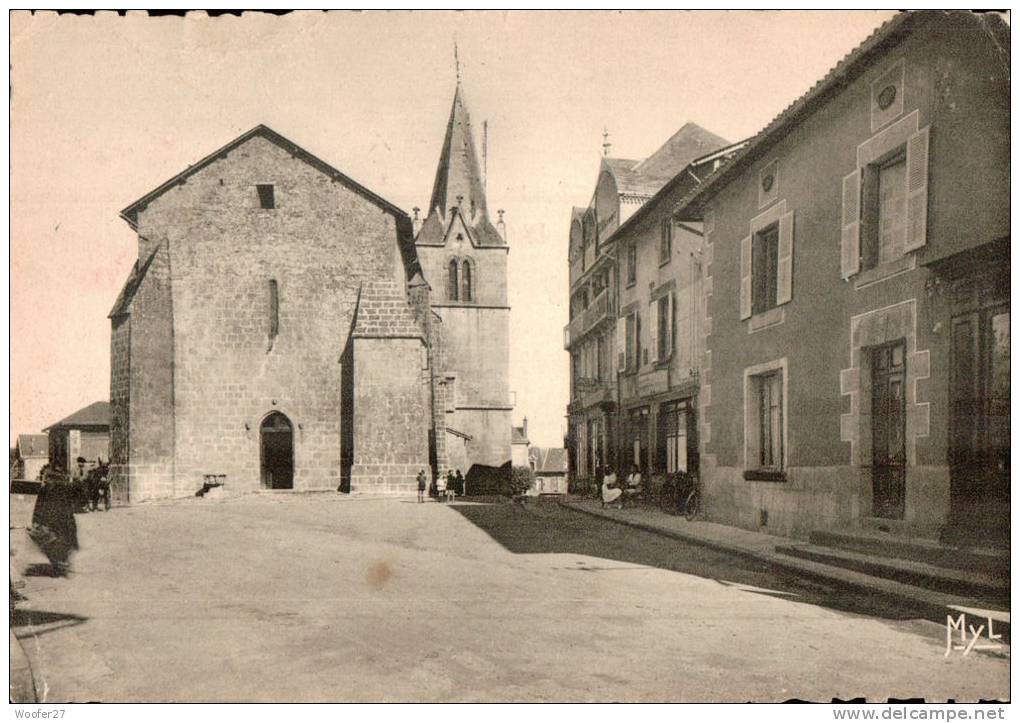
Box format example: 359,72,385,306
44,401,111,431
529,447,568,475
602,123,730,199
351,280,425,340
428,83,489,222
17,434,48,458
675,11,1009,217
511,426,529,445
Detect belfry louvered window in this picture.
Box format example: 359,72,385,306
447,259,459,301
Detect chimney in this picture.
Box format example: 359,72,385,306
497,209,507,242
412,207,422,236
523,416,528,439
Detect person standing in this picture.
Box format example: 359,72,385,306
416,469,427,503
436,470,447,502
455,469,465,496
29,476,79,577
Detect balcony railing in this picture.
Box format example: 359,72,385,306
563,289,615,349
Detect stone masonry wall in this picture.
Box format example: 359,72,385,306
133,133,407,497
109,315,131,502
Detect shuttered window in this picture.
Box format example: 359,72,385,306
627,243,637,285
659,218,672,264
656,295,671,361
751,225,779,315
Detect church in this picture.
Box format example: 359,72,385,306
108,80,512,502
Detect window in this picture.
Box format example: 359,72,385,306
861,153,908,269
658,400,690,474
596,334,605,380
267,279,279,351
447,259,459,301
659,218,672,264
256,184,275,209
656,295,671,362
751,224,779,315
625,312,639,372
627,243,637,285
753,370,783,470
461,259,473,302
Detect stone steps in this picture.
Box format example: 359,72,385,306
807,529,1009,575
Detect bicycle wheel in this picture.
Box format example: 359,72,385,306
683,488,699,521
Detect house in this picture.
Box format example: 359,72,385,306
109,76,512,503
565,122,741,489
43,401,111,474
13,434,48,480
529,447,569,495
670,10,1009,544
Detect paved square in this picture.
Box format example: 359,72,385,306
11,496,1009,702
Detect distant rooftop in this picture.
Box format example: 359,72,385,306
44,401,111,431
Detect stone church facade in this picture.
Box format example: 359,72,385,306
109,85,511,502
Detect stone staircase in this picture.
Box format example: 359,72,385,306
774,529,1010,629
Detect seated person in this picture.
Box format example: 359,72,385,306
601,468,623,509
625,464,643,493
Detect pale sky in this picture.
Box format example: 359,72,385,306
10,9,896,448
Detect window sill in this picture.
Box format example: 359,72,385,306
853,254,916,289
747,305,785,333
654,358,671,369
743,469,787,482
626,280,637,289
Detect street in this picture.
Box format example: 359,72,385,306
11,495,1010,703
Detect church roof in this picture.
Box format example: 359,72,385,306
428,84,488,221
44,401,111,431
351,280,425,340
120,125,412,233
415,206,504,248
108,245,159,318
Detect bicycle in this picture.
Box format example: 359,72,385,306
658,471,700,521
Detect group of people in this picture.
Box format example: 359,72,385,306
601,464,643,509
416,468,466,503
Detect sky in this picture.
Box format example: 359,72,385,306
10,9,897,449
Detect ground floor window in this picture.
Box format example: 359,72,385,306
658,399,692,474
626,407,650,474
744,362,786,478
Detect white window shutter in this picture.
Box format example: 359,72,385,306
649,301,658,363
740,236,752,320
616,315,626,370
841,170,862,279
904,126,930,252
777,211,794,305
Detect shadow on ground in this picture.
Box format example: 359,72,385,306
451,498,943,624
11,608,89,638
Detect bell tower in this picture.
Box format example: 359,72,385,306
414,65,512,481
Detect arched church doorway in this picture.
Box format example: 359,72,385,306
260,412,294,489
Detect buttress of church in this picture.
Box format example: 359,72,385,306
413,81,513,483
107,83,511,503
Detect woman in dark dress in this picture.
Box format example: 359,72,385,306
29,475,79,576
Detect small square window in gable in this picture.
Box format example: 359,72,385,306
256,184,275,210
758,160,779,209
871,59,905,133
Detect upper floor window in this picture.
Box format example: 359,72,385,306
625,311,640,372
655,294,672,362
626,244,637,286
257,184,275,210
461,259,473,303
751,224,779,315
447,259,459,301
860,152,908,269
659,218,673,265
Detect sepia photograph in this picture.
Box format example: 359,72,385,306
7,8,1011,708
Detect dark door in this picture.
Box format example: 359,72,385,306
871,342,906,519
260,412,294,490
948,307,1009,543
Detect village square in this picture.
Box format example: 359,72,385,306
9,10,1010,705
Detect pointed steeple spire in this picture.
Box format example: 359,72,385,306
428,79,488,223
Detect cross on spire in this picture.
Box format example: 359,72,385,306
602,127,611,157
454,41,461,84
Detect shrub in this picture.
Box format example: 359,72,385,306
508,465,535,497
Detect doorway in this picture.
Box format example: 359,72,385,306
947,306,1009,544
260,412,294,489
871,341,906,519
